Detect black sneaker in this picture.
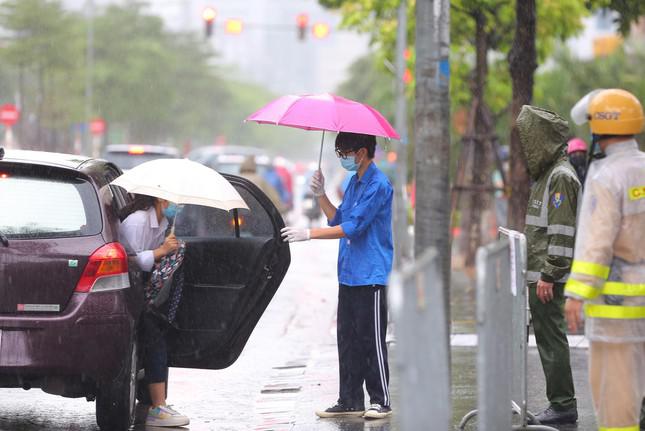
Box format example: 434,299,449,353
315,402,365,418
363,403,393,419
534,405,578,424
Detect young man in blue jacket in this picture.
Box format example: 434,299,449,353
281,132,394,420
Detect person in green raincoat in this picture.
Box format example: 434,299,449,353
516,105,581,425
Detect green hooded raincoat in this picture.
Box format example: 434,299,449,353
516,105,581,412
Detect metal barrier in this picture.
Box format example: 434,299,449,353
390,248,451,431
458,228,557,431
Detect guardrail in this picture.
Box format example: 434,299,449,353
458,228,557,431
390,248,451,430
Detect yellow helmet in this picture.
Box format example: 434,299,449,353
588,89,645,135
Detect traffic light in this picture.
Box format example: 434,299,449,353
225,18,243,35
202,7,217,39
312,22,330,39
296,13,308,41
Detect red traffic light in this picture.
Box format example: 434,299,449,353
202,7,217,23
296,13,309,28
296,13,309,41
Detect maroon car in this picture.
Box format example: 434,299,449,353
0,149,290,430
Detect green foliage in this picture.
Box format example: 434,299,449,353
535,42,645,143
0,0,85,131
586,0,645,35
0,0,282,151
337,55,395,120
321,0,588,121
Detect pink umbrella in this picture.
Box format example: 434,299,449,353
246,93,399,167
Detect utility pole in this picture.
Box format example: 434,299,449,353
414,0,451,297
393,0,410,269
183,0,193,31
84,0,95,156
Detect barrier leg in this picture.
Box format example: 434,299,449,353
457,409,478,430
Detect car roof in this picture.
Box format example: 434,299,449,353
188,145,268,159
1,149,95,170
104,144,180,156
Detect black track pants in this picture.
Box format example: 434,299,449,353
337,284,390,408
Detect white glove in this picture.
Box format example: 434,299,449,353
281,226,311,243
310,170,325,197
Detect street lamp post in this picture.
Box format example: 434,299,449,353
84,0,95,156
393,0,410,268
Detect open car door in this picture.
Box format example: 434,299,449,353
168,174,290,369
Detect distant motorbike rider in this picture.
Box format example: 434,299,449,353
566,137,588,185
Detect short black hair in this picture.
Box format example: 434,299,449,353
335,132,376,159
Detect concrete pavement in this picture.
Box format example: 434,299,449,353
0,238,600,431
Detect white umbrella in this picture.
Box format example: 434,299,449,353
110,158,249,211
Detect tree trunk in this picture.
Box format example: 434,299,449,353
414,0,451,310
507,0,537,230
462,10,492,267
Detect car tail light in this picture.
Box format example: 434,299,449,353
75,242,130,293
128,145,145,155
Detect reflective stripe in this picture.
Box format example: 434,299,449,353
585,304,645,319
548,245,573,258
526,165,580,228
599,425,640,431
571,260,610,279
547,224,575,236
526,271,569,283
602,282,645,296
525,215,545,227
565,279,600,299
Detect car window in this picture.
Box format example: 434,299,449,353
215,162,241,175
236,186,274,237
0,172,101,239
103,165,129,211
174,183,274,239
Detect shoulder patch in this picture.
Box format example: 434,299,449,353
628,186,645,201
551,192,564,208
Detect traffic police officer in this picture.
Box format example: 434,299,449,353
516,105,580,424
565,88,645,431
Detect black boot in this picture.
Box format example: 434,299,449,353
534,405,578,425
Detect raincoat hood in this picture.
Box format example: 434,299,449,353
516,105,569,180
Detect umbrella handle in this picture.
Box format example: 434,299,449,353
318,130,325,170
169,204,183,236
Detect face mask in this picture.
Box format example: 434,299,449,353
163,203,179,219
568,152,588,183
340,152,362,172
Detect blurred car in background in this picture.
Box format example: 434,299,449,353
188,145,292,211
102,144,180,171
187,145,270,175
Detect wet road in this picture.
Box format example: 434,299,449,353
0,238,598,431
0,240,387,431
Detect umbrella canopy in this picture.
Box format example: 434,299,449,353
110,158,249,211
246,93,400,139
